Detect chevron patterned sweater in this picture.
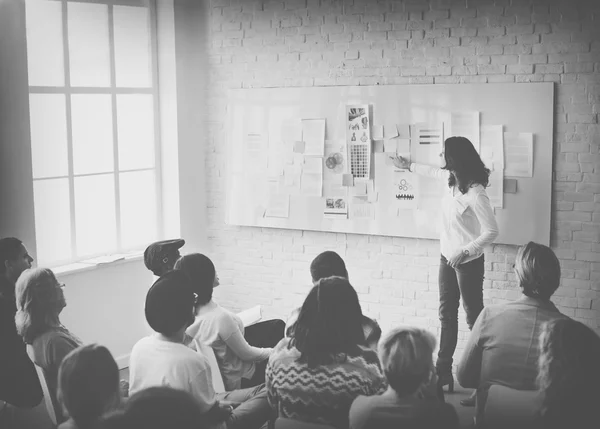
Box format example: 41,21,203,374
266,338,387,428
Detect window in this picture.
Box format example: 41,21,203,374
25,0,161,267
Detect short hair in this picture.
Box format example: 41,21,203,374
15,267,62,344
537,318,600,422
145,270,195,335
99,387,208,429
57,344,120,428
378,327,437,396
0,237,23,276
291,276,365,367
173,253,215,306
309,251,348,283
515,241,561,300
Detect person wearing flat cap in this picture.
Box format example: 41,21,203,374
143,239,185,277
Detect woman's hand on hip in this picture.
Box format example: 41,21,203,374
447,250,467,268
390,155,410,170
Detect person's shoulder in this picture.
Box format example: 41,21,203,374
269,338,297,364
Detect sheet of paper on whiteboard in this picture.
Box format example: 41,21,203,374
265,194,290,218
450,111,480,153
302,119,326,156
415,123,443,145
504,132,533,177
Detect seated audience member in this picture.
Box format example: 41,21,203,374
457,242,569,422
0,238,42,409
266,276,387,428
15,267,82,423
349,327,458,429
99,387,208,429
285,251,382,349
128,270,270,429
143,239,185,277
57,344,122,429
175,254,284,390
534,318,600,429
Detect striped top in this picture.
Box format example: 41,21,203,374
266,338,387,428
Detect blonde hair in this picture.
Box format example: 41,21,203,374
515,242,560,300
15,267,62,344
378,326,436,395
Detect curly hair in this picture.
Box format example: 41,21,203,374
443,136,490,194
14,268,63,344
537,318,600,426
290,276,365,367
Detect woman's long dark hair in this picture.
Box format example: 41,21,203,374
536,319,600,429
290,276,365,367
443,136,490,194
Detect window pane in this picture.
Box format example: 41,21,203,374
25,0,64,86
119,170,157,249
117,95,155,170
71,95,114,175
33,178,72,265
74,174,117,256
67,2,111,87
29,94,69,179
113,6,152,87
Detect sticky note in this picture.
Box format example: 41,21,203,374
353,181,367,196
342,174,354,186
373,140,385,153
396,123,411,139
372,125,384,140
384,139,398,153
504,178,518,193
384,123,399,139
396,138,410,154
293,141,305,153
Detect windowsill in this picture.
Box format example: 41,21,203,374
52,251,145,277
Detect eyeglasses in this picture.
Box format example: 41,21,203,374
57,283,66,289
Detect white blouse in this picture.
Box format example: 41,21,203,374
410,163,499,261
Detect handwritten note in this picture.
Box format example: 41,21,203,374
350,202,375,219
504,132,533,177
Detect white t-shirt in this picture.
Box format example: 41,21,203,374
187,300,271,391
128,335,218,414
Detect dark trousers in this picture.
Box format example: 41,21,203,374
436,254,485,376
241,319,285,388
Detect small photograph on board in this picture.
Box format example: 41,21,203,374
324,197,348,218
347,105,371,140
346,105,371,179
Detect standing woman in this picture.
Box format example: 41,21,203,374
393,136,499,402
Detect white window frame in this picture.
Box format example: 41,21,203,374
27,0,163,267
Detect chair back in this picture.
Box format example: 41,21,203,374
483,384,539,429
197,342,226,393
274,418,336,429
26,345,58,425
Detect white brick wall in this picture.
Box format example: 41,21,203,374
204,0,600,362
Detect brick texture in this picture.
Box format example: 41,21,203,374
206,0,600,359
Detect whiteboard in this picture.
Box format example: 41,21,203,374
225,84,554,246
